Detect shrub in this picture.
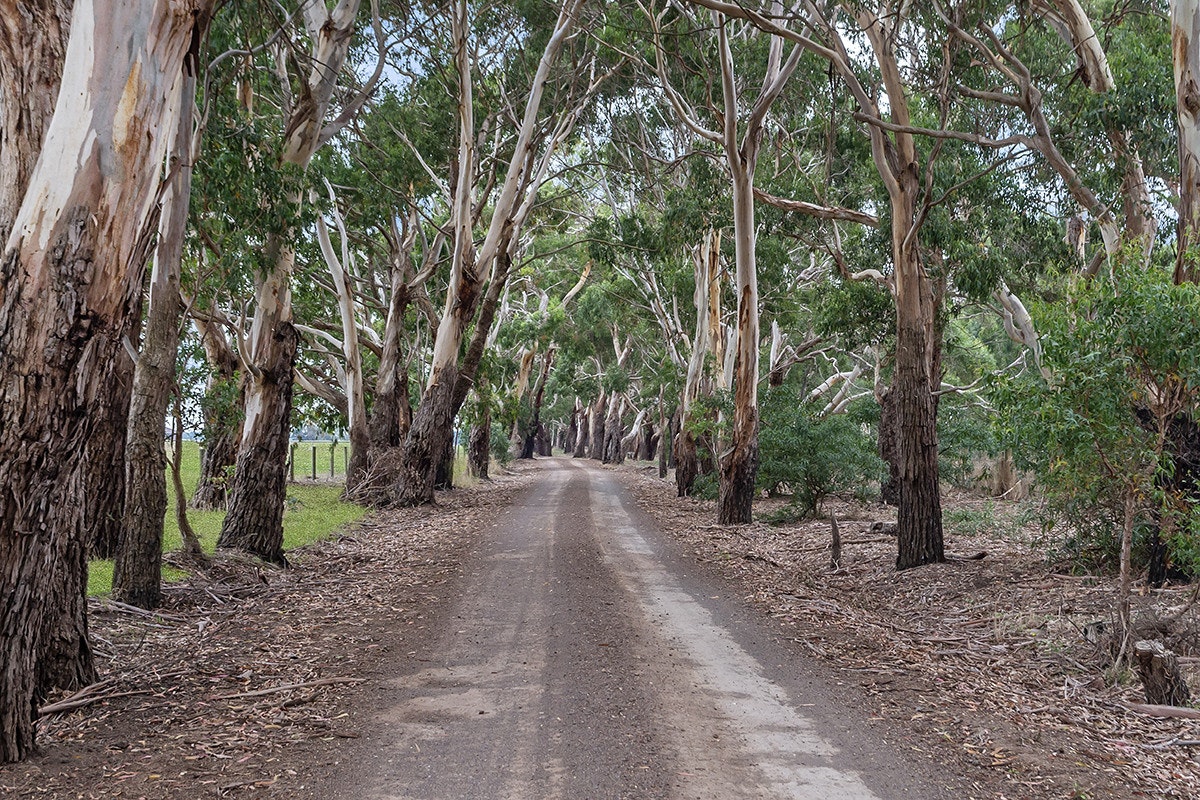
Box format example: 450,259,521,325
757,387,884,518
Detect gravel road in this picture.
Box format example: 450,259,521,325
342,459,954,799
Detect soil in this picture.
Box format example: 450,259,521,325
1,457,1197,799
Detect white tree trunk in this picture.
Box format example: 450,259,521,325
1174,0,1200,283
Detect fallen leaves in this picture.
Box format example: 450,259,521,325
620,468,1200,800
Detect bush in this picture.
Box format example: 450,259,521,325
757,387,884,518
993,262,1200,574
490,424,514,466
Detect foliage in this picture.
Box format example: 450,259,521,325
994,263,1200,571
757,387,884,519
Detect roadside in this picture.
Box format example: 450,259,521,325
0,467,532,799
616,463,1200,800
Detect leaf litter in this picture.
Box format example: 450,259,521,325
0,468,534,799
618,464,1200,800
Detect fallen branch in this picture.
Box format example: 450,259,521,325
39,689,154,717
1123,702,1200,721
946,551,988,562
211,676,364,701
94,599,187,622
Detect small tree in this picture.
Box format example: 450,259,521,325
758,389,884,519
997,261,1200,655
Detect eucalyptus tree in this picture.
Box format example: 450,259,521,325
217,0,384,563
391,0,605,506
114,13,211,609
0,0,215,762
1174,0,1200,282
644,0,808,523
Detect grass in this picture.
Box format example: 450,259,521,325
88,441,368,596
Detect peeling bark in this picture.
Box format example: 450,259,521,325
0,0,212,762
192,318,240,510
115,37,204,609
1174,0,1200,283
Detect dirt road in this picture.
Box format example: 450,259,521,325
331,459,954,799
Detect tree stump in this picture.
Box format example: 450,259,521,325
1133,640,1191,707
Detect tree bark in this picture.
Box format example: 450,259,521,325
0,0,211,763
602,395,626,465
878,385,900,506
573,407,590,457
467,403,490,480
1174,0,1200,284
217,322,298,565
0,0,70,243
564,401,580,454
114,39,202,609
717,168,761,524
1134,640,1191,706
368,252,412,452
588,392,607,461
891,185,944,570
192,318,240,510
85,348,136,558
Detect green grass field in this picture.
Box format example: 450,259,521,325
88,441,369,596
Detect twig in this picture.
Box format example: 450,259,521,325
211,676,364,701
95,599,186,622
39,689,154,717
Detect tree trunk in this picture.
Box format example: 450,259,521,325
1134,640,1191,706
718,167,760,525
368,270,411,451
467,404,490,480
36,529,94,697
520,348,555,459
0,0,210,763
573,408,590,457
192,318,240,510
435,433,455,491
564,404,579,454
114,38,202,609
878,386,900,506
602,395,625,464
588,393,607,461
639,420,657,461
217,322,298,565
892,189,944,570
84,347,136,558
319,211,370,495
536,423,551,456
0,0,70,243
394,373,460,506
1174,0,1200,284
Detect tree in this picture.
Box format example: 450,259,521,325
392,0,589,506
648,1,804,523
0,0,214,762
1174,0,1200,283
114,21,209,609
218,0,378,563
